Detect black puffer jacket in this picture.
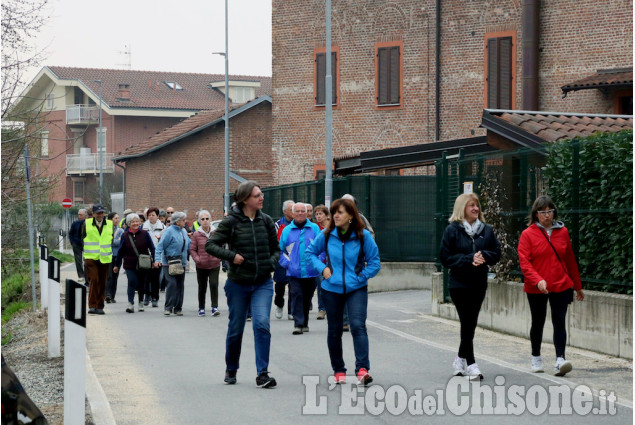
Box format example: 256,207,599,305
205,206,280,285
439,221,501,289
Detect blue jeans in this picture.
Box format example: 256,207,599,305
224,278,273,375
316,275,325,311
164,266,185,313
321,286,369,374
125,268,147,304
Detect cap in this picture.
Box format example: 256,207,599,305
123,208,133,215
92,203,106,213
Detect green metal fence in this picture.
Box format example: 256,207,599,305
435,136,633,299
262,175,437,262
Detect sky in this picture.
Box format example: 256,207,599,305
25,0,272,84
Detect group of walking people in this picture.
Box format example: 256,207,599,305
441,193,584,380
69,180,583,389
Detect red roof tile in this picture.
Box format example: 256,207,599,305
47,66,271,111
562,67,633,94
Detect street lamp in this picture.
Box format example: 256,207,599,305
94,79,103,204
213,0,230,215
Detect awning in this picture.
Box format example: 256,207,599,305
561,67,632,97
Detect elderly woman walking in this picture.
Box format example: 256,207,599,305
190,210,222,317
113,213,156,313
439,193,500,380
518,196,584,376
154,212,191,316
143,207,166,307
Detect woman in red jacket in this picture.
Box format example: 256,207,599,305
518,196,584,377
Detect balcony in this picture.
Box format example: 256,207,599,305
66,153,115,175
66,104,99,125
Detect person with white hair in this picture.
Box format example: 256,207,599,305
154,211,191,316
190,210,222,316
273,200,295,320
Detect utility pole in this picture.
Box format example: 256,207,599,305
325,0,333,207
95,80,104,204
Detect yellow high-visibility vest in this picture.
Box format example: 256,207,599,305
83,218,113,263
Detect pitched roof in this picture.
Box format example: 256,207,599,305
561,67,633,95
47,66,271,111
481,109,633,149
114,96,271,161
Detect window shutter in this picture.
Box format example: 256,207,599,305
378,47,389,104
389,46,400,104
331,52,337,104
499,37,512,109
316,53,326,105
487,38,499,108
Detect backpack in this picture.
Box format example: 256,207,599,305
324,229,366,275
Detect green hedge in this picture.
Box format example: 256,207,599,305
545,130,633,294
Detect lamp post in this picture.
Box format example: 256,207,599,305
325,0,333,207
94,80,103,204
213,0,230,215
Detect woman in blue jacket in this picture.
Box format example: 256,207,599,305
306,198,380,386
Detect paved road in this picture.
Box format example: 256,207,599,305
78,267,632,424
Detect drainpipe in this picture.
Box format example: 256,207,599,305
114,162,126,209
435,0,441,141
522,0,540,111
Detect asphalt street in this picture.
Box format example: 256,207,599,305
70,265,632,424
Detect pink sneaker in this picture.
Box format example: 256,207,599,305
334,372,346,384
356,368,373,386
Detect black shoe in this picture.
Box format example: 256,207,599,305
96,309,105,315
105,296,112,303
224,370,237,385
110,298,117,304
256,372,277,388
88,308,97,314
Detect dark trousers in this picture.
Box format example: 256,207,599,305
288,277,316,327
197,267,220,309
72,244,85,279
106,262,119,300
125,268,147,304
527,290,571,358
449,286,487,365
85,259,110,309
164,266,185,313
274,280,291,313
322,286,369,374
145,267,160,301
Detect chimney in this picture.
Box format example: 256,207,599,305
117,83,131,100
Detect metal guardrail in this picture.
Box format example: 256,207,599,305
66,105,99,124
66,153,115,175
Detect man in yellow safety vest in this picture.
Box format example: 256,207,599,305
81,203,113,315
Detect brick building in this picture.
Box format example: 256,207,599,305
113,96,273,221
271,0,632,183
11,66,271,205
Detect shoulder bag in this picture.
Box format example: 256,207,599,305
168,232,186,276
129,234,152,270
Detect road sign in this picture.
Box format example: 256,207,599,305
62,198,73,209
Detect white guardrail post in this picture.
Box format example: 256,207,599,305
47,255,61,358
39,244,48,309
64,278,87,425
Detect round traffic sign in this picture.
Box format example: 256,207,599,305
62,198,73,209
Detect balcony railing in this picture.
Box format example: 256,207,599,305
66,104,99,125
66,153,115,175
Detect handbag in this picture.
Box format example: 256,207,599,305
129,234,152,270
167,233,187,276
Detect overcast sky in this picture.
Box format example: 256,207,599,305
27,0,271,84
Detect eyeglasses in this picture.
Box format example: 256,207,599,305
252,194,265,199
537,209,555,216
200,218,210,221
166,221,171,223
167,211,174,214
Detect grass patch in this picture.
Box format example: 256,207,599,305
2,301,27,325
50,250,74,263
1,272,27,306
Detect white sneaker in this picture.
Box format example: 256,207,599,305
531,356,544,373
453,356,467,376
466,363,483,381
287,314,293,321
138,302,144,312
554,357,572,376
275,307,283,319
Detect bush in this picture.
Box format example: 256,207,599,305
545,130,633,294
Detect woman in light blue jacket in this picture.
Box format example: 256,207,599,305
306,198,380,386
154,211,191,316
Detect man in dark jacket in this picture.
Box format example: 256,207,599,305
68,208,87,283
206,181,280,389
